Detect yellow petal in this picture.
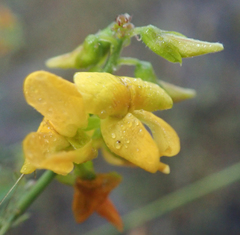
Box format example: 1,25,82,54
101,144,134,167
119,77,173,112
24,71,88,137
133,110,180,156
42,141,97,174
74,72,130,118
20,158,36,174
101,113,160,173
22,130,96,175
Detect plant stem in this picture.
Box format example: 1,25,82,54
102,40,123,73
118,57,139,66
0,170,56,235
84,161,240,235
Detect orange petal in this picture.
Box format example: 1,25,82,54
72,173,122,223
96,198,123,232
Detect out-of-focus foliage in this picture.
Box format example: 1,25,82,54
0,5,24,57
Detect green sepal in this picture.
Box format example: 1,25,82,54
134,61,157,83
135,25,182,63
46,33,111,69
67,129,91,149
84,115,101,131
74,161,96,180
55,174,76,186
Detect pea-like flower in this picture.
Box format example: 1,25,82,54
74,72,180,174
21,71,97,175
21,71,180,175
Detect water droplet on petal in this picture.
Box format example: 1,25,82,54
99,110,106,118
127,121,132,128
114,140,122,149
134,119,139,126
111,133,116,139
138,128,144,136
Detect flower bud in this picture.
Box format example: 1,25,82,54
135,25,224,64
158,80,196,103
46,34,110,69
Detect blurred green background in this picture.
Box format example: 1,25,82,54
0,0,240,234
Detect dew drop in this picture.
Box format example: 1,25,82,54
111,133,116,139
114,140,122,149
138,128,144,136
134,119,139,126
127,121,132,128
99,110,107,118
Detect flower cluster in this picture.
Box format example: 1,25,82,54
21,70,180,175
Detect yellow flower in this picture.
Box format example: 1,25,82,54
21,71,97,175
74,72,180,174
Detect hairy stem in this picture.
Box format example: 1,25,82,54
102,39,123,73
0,170,56,235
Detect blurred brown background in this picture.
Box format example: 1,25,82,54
0,0,240,234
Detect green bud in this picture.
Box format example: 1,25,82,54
46,34,110,69
134,61,157,83
158,80,196,102
135,25,224,64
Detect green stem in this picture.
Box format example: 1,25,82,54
102,40,124,73
118,57,139,66
84,161,240,235
0,170,56,235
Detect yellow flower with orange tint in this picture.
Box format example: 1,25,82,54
20,71,97,175
74,72,180,174
72,173,123,231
